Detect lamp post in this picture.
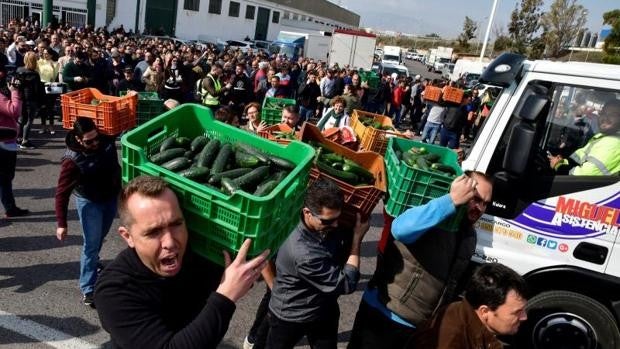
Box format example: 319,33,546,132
479,0,499,62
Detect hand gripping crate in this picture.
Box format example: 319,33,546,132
257,123,297,145
299,122,386,228
62,88,137,135
350,109,404,155
384,137,465,232
120,91,164,125
261,97,296,125
121,104,316,265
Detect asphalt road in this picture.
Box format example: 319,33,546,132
0,124,383,348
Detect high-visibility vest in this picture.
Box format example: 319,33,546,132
197,73,221,106
569,133,620,175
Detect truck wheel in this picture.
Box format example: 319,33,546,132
517,290,620,349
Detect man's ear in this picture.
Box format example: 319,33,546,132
476,304,491,322
118,226,135,248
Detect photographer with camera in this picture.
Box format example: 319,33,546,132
0,53,28,221
15,51,44,149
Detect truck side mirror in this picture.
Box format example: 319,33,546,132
502,94,549,175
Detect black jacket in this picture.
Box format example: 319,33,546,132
95,248,234,349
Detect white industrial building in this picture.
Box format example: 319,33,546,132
0,0,360,42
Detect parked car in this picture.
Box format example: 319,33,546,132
379,62,409,78
226,40,257,53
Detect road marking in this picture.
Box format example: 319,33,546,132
0,310,97,348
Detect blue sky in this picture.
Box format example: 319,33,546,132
335,0,617,39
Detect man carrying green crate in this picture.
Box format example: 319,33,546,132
348,172,493,349
95,175,270,349
266,179,370,349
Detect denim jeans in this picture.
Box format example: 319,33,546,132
389,105,402,126
18,101,38,142
421,121,441,144
439,128,460,149
299,106,314,123
75,195,117,295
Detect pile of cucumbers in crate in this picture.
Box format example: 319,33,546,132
150,135,295,196
311,143,375,186
359,116,396,131
398,146,457,177
272,130,296,140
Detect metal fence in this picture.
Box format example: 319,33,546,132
0,1,87,28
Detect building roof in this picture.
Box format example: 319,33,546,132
265,0,360,27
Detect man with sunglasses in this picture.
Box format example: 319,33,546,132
266,179,370,349
54,117,121,307
348,172,493,349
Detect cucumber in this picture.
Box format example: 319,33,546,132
150,148,186,164
409,146,427,155
423,153,440,163
342,159,374,182
316,160,359,185
190,135,209,153
416,157,430,170
269,154,295,171
159,136,177,152
431,163,457,176
178,166,210,180
176,137,192,149
254,179,279,196
161,157,191,172
232,166,270,189
221,177,239,195
208,167,253,186
401,151,418,167
196,139,220,168
235,150,260,168
270,170,289,183
235,143,270,164
184,150,194,159
211,143,233,175
321,153,344,164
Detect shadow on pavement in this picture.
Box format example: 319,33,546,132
0,314,100,345
13,187,56,200
16,156,58,167
0,234,82,252
0,261,79,293
2,209,66,224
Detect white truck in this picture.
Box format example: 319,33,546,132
381,45,402,65
270,31,331,61
464,52,620,349
327,29,377,70
432,46,453,72
450,59,488,86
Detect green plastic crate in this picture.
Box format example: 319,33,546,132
121,104,315,265
359,70,380,89
261,97,296,125
384,137,465,232
120,91,164,125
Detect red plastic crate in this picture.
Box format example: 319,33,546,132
423,86,442,103
258,123,297,145
442,86,464,104
62,88,137,135
299,122,386,228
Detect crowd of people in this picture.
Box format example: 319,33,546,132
1,17,619,349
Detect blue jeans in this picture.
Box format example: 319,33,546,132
299,106,314,123
439,128,460,149
421,121,441,144
389,105,402,126
75,196,117,295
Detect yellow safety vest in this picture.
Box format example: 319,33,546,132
569,133,620,176
199,73,221,106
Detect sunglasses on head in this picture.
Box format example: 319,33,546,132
82,134,100,145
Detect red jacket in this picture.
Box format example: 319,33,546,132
392,86,404,108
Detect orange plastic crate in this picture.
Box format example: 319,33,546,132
299,122,386,228
442,86,464,104
62,88,137,135
257,123,297,145
423,86,442,103
351,110,404,155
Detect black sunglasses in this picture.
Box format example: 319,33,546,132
309,210,339,225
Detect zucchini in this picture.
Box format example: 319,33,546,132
235,143,270,164
316,160,359,185
178,166,210,180
342,159,374,182
221,177,239,195
431,163,457,176
208,168,253,186
254,179,279,196
161,157,191,172
150,148,186,164
190,135,209,153
196,139,220,168
416,157,430,170
233,166,270,189
269,154,295,171
211,143,233,175
235,150,261,168
159,136,177,152
176,137,192,149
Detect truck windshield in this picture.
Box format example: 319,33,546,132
271,44,296,58
383,54,399,62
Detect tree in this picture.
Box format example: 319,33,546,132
492,25,513,54
540,0,588,58
602,9,620,64
508,0,544,54
457,16,478,51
